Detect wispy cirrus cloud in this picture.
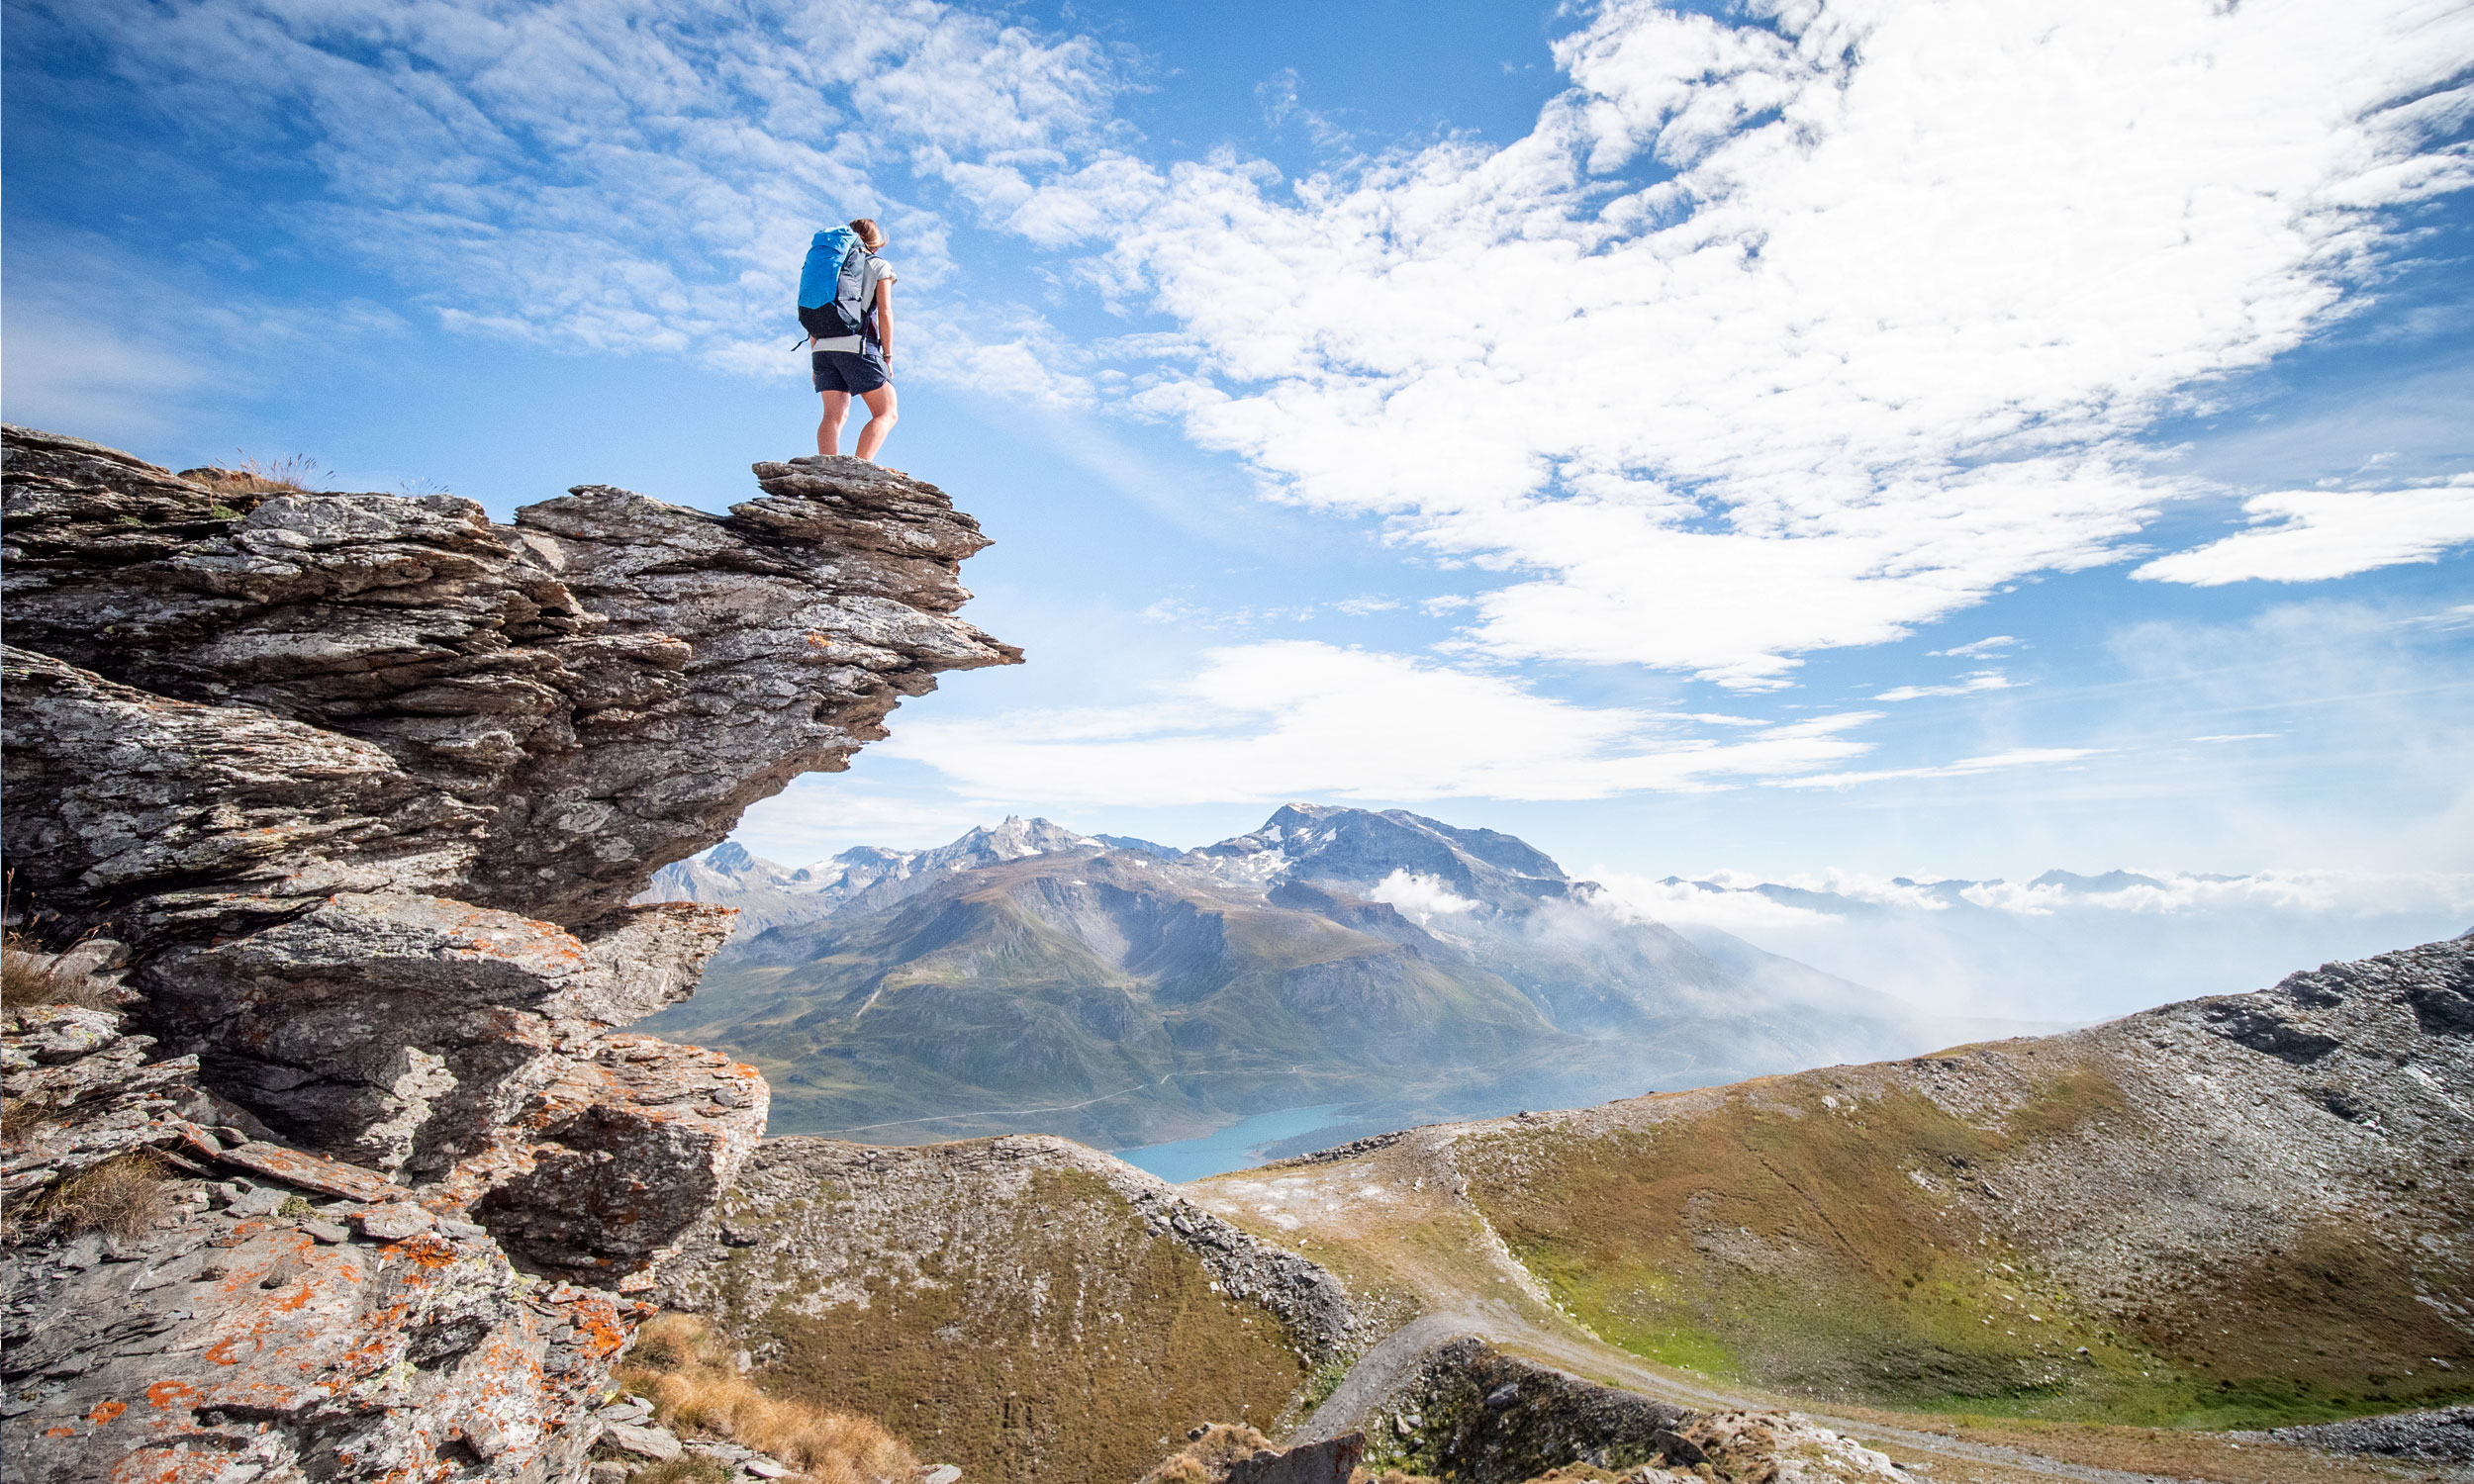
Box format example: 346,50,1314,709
8,0,1122,378
1777,746,2105,790
1874,671,2020,702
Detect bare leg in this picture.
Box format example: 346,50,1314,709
854,383,900,462
816,390,852,456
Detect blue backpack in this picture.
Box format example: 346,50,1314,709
796,228,873,343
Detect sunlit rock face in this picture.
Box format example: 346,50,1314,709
0,424,1015,1481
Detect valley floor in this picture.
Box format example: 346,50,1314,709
1190,1132,2463,1484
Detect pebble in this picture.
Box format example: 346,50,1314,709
227,1187,287,1219
605,1422,683,1461
355,1203,435,1242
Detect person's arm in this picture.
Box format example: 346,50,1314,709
874,279,895,363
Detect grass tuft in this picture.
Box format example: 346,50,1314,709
1,933,117,1012
188,452,330,495
40,1152,169,1239
616,1313,918,1484
626,1461,730,1484
1136,1423,1274,1484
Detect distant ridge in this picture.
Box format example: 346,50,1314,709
639,805,1981,1148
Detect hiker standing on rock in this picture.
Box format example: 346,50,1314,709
799,217,899,462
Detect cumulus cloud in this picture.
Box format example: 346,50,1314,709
2132,479,2474,586
26,0,2471,693
879,639,1883,805
1368,870,1479,924
1013,0,2474,685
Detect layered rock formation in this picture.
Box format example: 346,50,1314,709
3,987,644,1484
0,424,1016,1481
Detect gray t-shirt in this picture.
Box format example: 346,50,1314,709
809,256,897,354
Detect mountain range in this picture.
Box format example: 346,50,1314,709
636,805,2029,1150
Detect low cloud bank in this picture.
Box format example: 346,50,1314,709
1596,868,2474,1022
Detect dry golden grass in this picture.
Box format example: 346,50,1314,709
0,934,117,1012
616,1314,918,1484
37,1152,169,1239
184,452,328,495
1137,1424,1276,1483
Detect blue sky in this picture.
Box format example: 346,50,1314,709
7,0,2472,917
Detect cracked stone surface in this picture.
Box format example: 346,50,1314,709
1,424,1015,1482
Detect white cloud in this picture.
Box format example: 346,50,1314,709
1367,870,1479,924
1932,636,2018,659
1588,874,1838,932
1334,596,1402,615
1024,0,2474,686
32,0,1121,385
26,0,2472,693
880,639,1883,805
1874,670,2020,701
1665,863,2474,922
1778,746,2104,790
1631,864,2474,1018
2132,480,2474,586
1960,870,2474,920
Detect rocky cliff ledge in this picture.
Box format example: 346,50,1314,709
0,425,1018,1482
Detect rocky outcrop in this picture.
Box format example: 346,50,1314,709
1303,1336,1900,1484
1,425,1016,1481
2242,1406,2474,1465
656,1135,1356,1482
3,428,1015,930
2,990,644,1484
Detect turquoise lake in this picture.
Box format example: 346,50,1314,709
1112,1104,1352,1183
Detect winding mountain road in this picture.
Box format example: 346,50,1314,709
1296,1303,2221,1484
1195,1138,2305,1484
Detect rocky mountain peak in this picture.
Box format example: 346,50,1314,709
705,840,761,874
940,814,1099,863
1194,802,1574,911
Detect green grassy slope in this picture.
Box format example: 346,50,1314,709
1456,1029,2474,1428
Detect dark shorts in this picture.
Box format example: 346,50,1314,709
811,344,890,395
